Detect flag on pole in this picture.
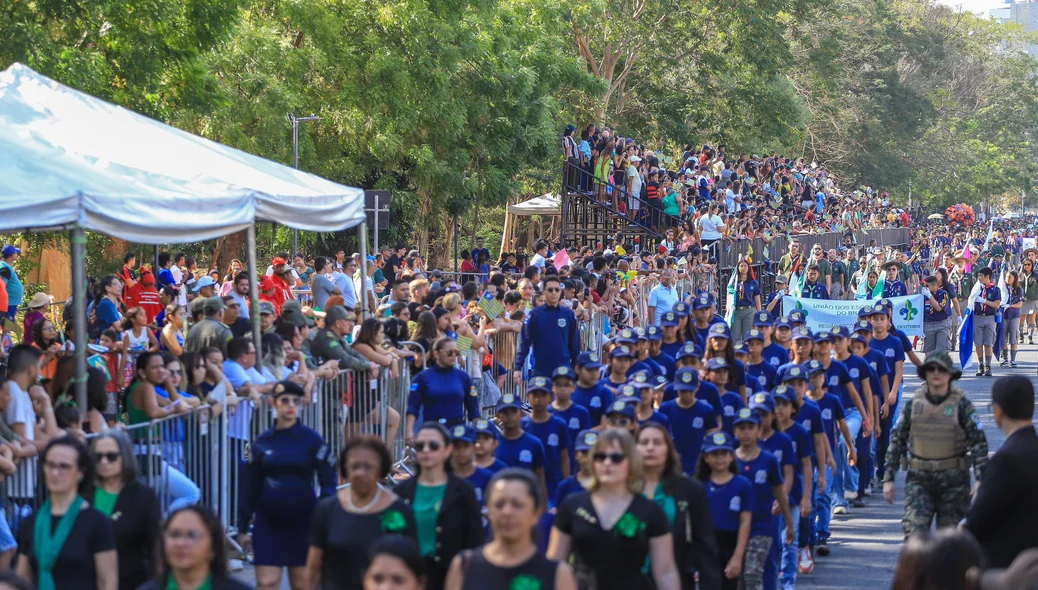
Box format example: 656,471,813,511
993,270,1009,358
789,269,805,298
958,281,983,371
982,219,995,252
724,265,739,325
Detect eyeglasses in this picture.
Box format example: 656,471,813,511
94,452,121,464
414,441,442,452
439,350,460,357
43,461,75,473
165,529,206,543
592,452,627,465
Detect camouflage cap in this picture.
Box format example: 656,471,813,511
917,352,961,381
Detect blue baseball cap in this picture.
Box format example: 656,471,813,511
850,333,869,346
753,311,773,327
645,326,663,341
853,320,873,334
772,385,797,404
878,298,894,312
618,384,641,399
803,359,825,375
749,392,775,412
780,365,808,383
653,375,669,389
867,303,887,317
693,293,715,310
574,429,599,452
635,327,648,341
660,312,679,328
733,407,761,426
789,310,806,324
616,329,638,344
707,323,731,340
734,342,748,355
744,329,764,343
673,302,691,317
703,431,734,454
473,419,501,438
858,306,874,318
610,345,635,359
674,367,700,390
813,330,833,344
792,326,813,341
576,351,604,369
552,366,576,380
497,394,523,412
705,357,730,372
450,424,476,443
830,325,851,339
605,399,637,420
676,342,702,361
526,377,553,396
1,245,20,258
628,372,652,388
774,316,793,330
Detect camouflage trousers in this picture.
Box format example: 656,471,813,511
902,468,971,537
739,535,772,590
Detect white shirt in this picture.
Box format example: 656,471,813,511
171,266,187,306
531,253,546,269
6,381,35,497
700,214,723,241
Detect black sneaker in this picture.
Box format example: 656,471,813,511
976,365,985,377
1001,359,1010,367
985,366,993,377
816,541,831,557
852,494,866,508
1011,361,1019,368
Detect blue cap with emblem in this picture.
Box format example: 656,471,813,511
792,326,813,341
693,293,715,310
772,385,797,403
674,367,700,390
645,326,663,341
854,320,873,334
619,384,641,399
749,392,775,413
450,424,476,443
868,303,887,316
552,366,575,381
780,365,808,383
673,302,691,317
733,407,761,426
734,342,747,355
526,377,553,396
705,357,729,371
576,351,604,369
774,316,793,330
635,327,648,341
850,333,869,346
813,330,833,344
707,323,731,340
605,399,637,419
627,372,652,388
803,359,825,375
753,311,773,327
830,325,850,339
497,394,523,412
703,431,734,453
473,419,501,438
744,329,764,342
616,329,638,344
676,342,702,361
858,305,874,318
789,310,806,324
652,375,669,389
661,312,680,327
574,429,599,452
610,345,635,359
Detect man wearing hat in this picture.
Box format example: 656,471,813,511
882,261,908,298
258,301,278,334
0,244,22,323
192,275,218,299
881,352,989,538
310,306,379,378
184,297,232,354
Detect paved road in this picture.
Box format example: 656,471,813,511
233,348,1036,589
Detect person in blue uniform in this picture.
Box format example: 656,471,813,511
513,275,581,382
603,397,638,435
659,312,684,359
555,429,598,504
695,431,754,590
573,352,612,426
663,342,701,402
646,325,677,379
745,329,779,392
705,357,745,436
762,315,791,369
238,380,336,590
496,393,548,500
869,304,905,485
631,328,665,377
882,261,908,298
804,359,854,556
972,266,1001,376
601,344,636,396
849,332,885,504
704,323,748,402
407,336,479,437
688,292,725,347
751,393,796,590
733,408,794,590
449,425,493,505
626,375,670,428
773,385,815,583
659,367,720,474
801,265,830,300
521,377,571,505
473,419,509,474
549,365,591,469
831,325,876,507
788,310,807,329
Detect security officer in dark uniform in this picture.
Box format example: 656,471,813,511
513,275,581,383
883,261,908,298
238,381,337,587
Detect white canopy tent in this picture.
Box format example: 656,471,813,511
501,193,560,254
0,62,368,407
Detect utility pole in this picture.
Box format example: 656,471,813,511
289,113,320,260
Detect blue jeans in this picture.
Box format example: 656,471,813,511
160,460,201,513
814,466,833,541
876,385,901,482
832,408,862,507
777,506,801,590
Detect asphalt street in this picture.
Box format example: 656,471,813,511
234,347,1036,589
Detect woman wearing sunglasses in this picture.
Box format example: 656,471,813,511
239,381,337,590
396,423,483,590
548,428,680,590
138,505,250,590
405,337,480,447
90,431,161,590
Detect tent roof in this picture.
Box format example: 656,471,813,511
507,193,560,216
0,63,365,243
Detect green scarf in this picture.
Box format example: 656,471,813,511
165,574,213,590
34,495,85,590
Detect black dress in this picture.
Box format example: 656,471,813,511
460,546,559,590
309,495,417,589
17,506,115,590
553,492,669,590
96,481,161,590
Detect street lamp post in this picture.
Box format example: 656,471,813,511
289,113,320,260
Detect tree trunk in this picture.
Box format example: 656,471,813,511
213,230,248,277
416,190,432,265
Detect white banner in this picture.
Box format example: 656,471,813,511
782,294,925,337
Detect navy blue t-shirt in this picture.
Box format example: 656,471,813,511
719,390,746,437
810,392,846,450
706,475,756,532
821,359,854,414
797,397,825,466
497,432,547,475
870,334,905,396
862,348,890,400
660,340,684,360
746,361,778,392
762,343,789,370
649,352,677,380
660,398,717,473
736,450,784,536
521,416,569,503
778,422,811,506
463,467,494,505
550,402,592,468
837,354,872,412
573,382,613,425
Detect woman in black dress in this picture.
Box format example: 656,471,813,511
15,436,117,590
445,468,576,590
395,423,483,590
305,436,417,589
547,428,680,590
137,505,251,590
90,431,161,590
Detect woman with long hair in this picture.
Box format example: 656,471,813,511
1021,258,1038,343
703,324,747,401
636,423,722,590
160,304,186,357
90,431,161,590
15,436,117,590
732,260,761,339
694,432,753,590
30,318,62,384
446,469,576,590
138,505,251,590
548,428,680,590
395,423,483,590
305,436,417,590
1000,270,1024,367
91,274,124,335
406,338,480,445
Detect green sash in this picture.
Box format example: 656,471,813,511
33,495,85,590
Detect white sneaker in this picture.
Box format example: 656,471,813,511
844,490,858,500
798,548,814,574
227,559,244,573
833,505,848,515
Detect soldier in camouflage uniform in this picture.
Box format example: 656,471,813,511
882,352,988,537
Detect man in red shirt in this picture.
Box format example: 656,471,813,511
259,275,285,315
124,267,163,325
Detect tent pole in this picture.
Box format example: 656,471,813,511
153,245,160,273
358,220,369,318
247,225,262,357
71,226,88,411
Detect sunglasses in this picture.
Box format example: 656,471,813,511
593,452,627,465
924,366,948,374
94,452,121,464
414,441,442,452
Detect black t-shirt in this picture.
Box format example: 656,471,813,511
17,506,115,590
553,492,669,590
462,546,558,590
388,255,402,278
309,496,417,590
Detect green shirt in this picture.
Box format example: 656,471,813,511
165,575,212,590
648,482,677,526
93,488,119,517
662,191,681,216
414,483,447,557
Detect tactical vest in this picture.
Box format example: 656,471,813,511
910,387,967,460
